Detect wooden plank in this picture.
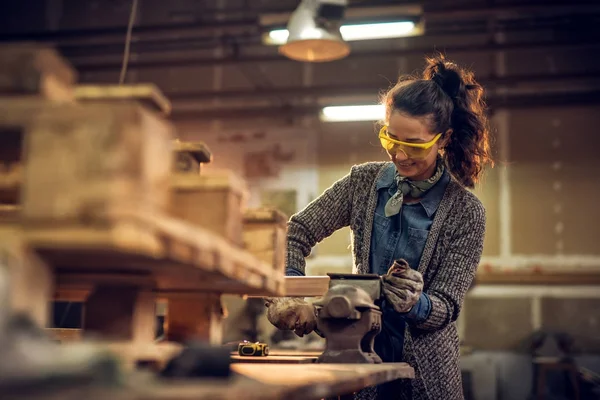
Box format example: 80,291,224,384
23,207,285,296
249,276,330,298
18,101,174,222
74,84,171,116
0,43,76,101
283,276,330,297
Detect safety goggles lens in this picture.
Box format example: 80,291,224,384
378,127,441,160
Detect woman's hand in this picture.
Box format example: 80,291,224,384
264,297,317,337
382,259,424,313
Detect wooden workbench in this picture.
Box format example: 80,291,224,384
5,363,415,400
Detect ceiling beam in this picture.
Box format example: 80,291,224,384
71,38,600,71
169,90,600,121
165,72,600,102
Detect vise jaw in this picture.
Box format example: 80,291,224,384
313,273,383,364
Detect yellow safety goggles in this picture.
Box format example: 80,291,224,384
378,126,442,160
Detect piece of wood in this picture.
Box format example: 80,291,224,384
173,140,212,174
74,83,172,116
243,208,287,275
0,43,76,101
284,276,330,297
23,206,285,296
84,286,156,343
249,276,330,298
0,225,53,328
18,101,174,222
162,292,225,345
170,172,247,246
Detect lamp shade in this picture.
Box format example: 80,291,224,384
279,1,350,63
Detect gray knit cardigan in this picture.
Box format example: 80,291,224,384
286,161,486,400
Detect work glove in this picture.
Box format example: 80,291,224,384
382,259,424,313
264,297,317,337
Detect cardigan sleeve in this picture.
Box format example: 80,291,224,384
414,199,486,331
285,168,355,275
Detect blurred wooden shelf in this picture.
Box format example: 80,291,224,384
24,207,285,296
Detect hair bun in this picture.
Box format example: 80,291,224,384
424,56,462,99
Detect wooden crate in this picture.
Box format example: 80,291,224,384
170,171,247,246
16,101,174,223
0,43,76,101
243,208,287,274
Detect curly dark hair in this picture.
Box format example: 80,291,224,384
381,54,493,187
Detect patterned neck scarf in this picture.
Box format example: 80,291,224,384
384,157,445,217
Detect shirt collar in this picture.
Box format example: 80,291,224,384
376,162,450,218
376,163,397,191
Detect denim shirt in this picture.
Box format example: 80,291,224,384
370,163,450,363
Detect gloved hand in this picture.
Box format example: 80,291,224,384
264,297,317,337
382,259,424,313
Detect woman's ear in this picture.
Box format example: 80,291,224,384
439,128,453,148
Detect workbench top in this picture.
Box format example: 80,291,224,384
8,363,414,400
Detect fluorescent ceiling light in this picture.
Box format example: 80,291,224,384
320,105,384,122
268,21,416,45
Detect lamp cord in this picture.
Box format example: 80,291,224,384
119,0,139,84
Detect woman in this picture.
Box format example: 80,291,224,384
266,54,492,400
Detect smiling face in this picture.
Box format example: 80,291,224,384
385,110,445,181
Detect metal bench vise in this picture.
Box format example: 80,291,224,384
313,273,383,364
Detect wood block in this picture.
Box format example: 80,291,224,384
173,140,213,174
18,101,174,223
170,171,247,246
248,276,330,298
0,225,53,328
162,292,225,345
84,285,156,343
243,208,287,274
0,43,76,101
74,83,171,116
